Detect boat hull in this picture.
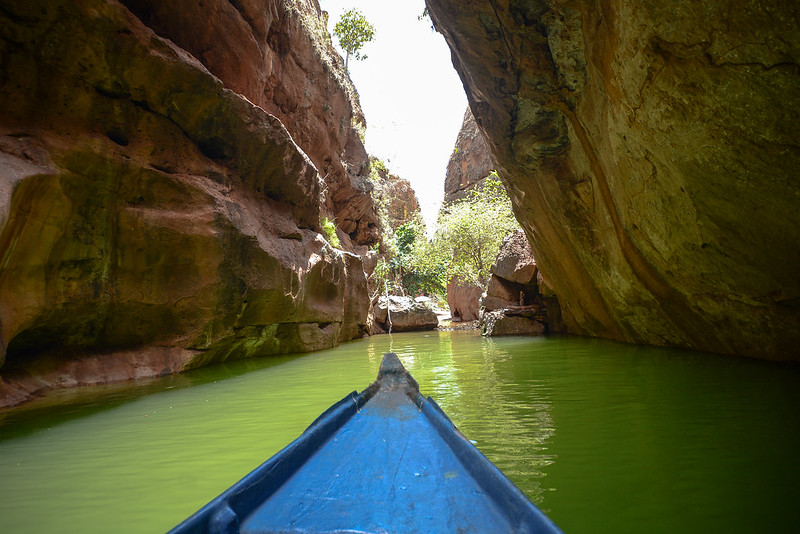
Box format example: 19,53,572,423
170,353,562,533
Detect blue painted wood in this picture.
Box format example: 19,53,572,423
169,353,562,533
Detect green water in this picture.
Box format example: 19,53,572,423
0,332,798,533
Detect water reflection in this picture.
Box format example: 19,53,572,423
0,332,798,534
365,332,558,505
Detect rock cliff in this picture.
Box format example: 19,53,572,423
0,0,373,406
369,159,421,231
120,0,381,252
384,178,421,230
444,107,494,205
446,277,483,322
427,0,800,360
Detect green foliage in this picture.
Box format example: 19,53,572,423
365,166,520,301
432,176,519,287
368,157,388,183
372,158,387,174
321,216,341,248
395,220,419,255
401,236,448,296
333,9,376,68
418,7,434,30
394,220,447,296
367,176,517,300
367,217,447,300
352,119,366,144
370,257,393,296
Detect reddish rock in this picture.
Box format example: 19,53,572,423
446,231,545,324
428,0,800,359
482,311,546,337
0,0,371,407
444,107,494,205
482,281,524,312
490,230,538,285
480,230,562,335
373,296,438,333
121,0,380,249
483,231,542,312
368,158,422,231
385,177,421,229
446,277,484,322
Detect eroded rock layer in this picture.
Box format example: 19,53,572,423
444,107,494,205
480,230,562,336
0,0,370,406
119,0,381,251
427,0,800,359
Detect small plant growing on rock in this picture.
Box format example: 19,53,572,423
372,158,387,174
321,216,341,248
368,157,388,183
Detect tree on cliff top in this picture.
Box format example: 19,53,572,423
333,9,375,68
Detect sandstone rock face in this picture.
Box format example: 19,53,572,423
385,177,421,229
482,311,546,337
427,0,800,359
121,0,381,251
483,231,541,308
0,0,370,406
480,230,557,335
446,277,483,322
491,230,538,285
368,158,421,231
444,107,494,205
373,296,438,333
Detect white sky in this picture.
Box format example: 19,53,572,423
318,0,468,230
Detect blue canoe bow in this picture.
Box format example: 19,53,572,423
170,352,562,533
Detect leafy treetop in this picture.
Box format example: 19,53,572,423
369,174,519,302
432,176,519,287
333,9,376,68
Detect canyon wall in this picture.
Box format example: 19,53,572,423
0,0,374,406
427,0,800,359
120,0,381,251
444,107,494,205
369,159,421,231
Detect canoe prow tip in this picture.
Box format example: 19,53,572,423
377,352,420,394
379,352,404,374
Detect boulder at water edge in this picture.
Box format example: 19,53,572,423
373,296,439,333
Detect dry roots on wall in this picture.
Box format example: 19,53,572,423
0,0,372,407
426,0,800,360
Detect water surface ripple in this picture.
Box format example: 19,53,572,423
1,332,798,533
